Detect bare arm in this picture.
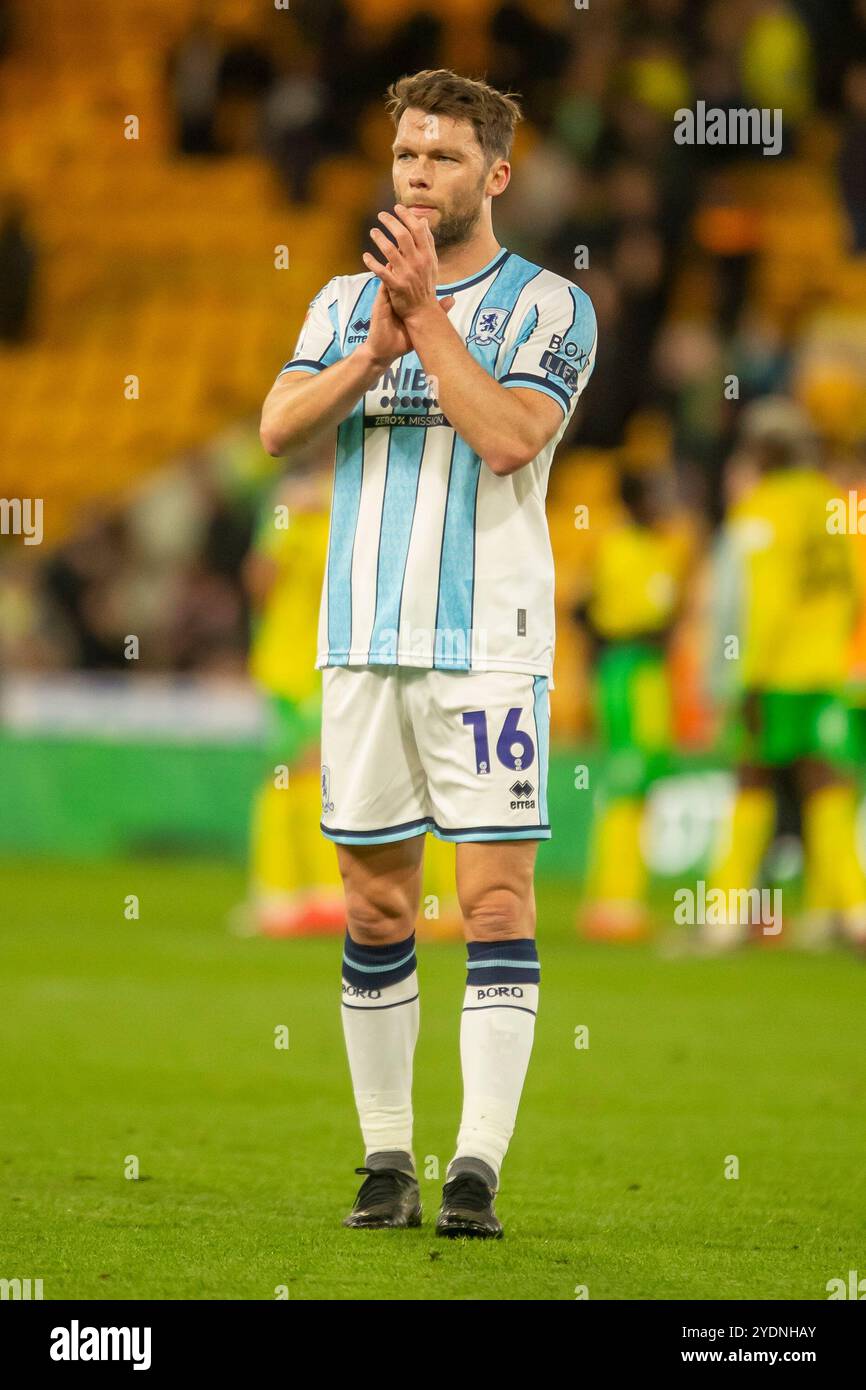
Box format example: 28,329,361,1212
364,206,565,476
259,346,383,458
402,302,564,476
260,279,418,458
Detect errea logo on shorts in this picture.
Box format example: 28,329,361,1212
509,779,535,810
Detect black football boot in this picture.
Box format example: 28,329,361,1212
342,1163,422,1230
435,1171,503,1239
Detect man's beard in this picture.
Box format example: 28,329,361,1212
430,199,483,251
395,176,487,252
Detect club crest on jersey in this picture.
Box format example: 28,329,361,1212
468,307,510,346
321,766,334,813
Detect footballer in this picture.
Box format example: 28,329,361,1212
260,69,597,1238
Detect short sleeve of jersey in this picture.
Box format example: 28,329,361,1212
277,278,343,378
500,281,597,418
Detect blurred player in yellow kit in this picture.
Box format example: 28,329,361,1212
703,400,866,952
578,470,694,940
244,464,345,936
244,461,462,940
829,436,866,784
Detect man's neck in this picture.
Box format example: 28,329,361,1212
435,232,503,287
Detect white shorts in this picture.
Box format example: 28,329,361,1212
319,665,551,844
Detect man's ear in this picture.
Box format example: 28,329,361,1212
488,159,511,198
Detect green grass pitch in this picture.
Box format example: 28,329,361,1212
1,856,864,1301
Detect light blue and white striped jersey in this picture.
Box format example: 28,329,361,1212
278,247,597,684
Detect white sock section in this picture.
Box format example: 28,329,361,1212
341,948,419,1164
450,980,539,1188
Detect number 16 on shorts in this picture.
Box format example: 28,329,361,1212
462,706,536,774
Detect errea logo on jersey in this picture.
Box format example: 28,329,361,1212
348,316,371,344
510,779,535,810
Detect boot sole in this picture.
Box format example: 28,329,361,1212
435,1217,502,1239
343,1206,422,1230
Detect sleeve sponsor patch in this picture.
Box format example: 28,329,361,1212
539,350,579,390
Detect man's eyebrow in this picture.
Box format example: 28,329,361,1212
391,141,463,157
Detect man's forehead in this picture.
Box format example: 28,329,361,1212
394,107,480,151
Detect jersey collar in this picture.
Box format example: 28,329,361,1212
436,248,510,296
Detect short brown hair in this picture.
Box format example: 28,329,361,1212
385,69,523,165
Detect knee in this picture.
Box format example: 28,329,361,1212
462,885,535,942
345,886,415,947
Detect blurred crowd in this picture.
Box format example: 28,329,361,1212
161,0,866,486
0,433,262,675
3,0,866,742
